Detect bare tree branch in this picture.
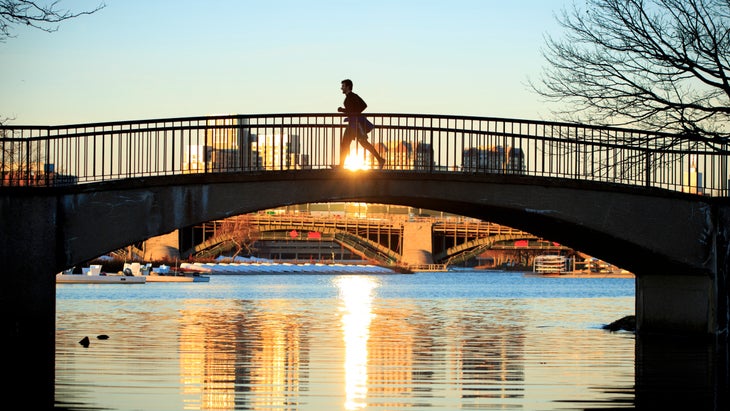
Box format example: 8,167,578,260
0,0,105,42
532,0,730,146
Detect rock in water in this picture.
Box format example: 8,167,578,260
602,315,636,332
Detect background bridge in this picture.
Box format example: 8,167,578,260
178,213,550,268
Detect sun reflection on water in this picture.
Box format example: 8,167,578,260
335,275,379,410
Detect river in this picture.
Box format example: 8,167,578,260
53,269,725,410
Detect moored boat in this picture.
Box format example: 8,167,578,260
139,263,210,282
56,265,146,284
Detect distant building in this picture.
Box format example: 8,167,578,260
182,117,251,172
250,132,309,170
682,159,703,194
462,145,525,173
374,141,434,170
413,143,434,170
180,118,311,172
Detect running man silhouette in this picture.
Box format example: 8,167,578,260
336,79,386,169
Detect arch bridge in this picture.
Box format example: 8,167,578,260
2,113,729,407
182,213,548,267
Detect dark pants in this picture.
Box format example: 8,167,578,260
339,116,383,167
342,116,368,145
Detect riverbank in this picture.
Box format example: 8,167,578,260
523,271,635,278
88,256,408,274
181,261,399,274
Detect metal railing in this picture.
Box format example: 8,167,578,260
1,113,726,196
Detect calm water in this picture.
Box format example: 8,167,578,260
55,270,640,410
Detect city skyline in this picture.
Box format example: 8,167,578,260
0,0,568,125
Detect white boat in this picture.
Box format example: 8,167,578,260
532,255,569,274
56,265,146,284
136,263,210,283
408,264,447,272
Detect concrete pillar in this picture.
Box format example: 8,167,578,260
635,200,729,336
0,195,57,409
401,221,434,266
144,229,180,261
636,274,715,334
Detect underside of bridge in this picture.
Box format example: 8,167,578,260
1,170,728,408
28,172,719,272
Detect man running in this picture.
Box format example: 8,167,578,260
336,79,386,169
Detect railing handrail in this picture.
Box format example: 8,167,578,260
0,112,692,138
1,113,725,196
2,119,712,156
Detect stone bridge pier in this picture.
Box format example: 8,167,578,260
400,221,434,266
633,204,729,336
2,194,57,410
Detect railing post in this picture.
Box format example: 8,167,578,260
44,127,51,187
721,143,728,197
238,115,246,172
429,128,434,173
645,148,651,188
24,135,30,186
279,121,285,170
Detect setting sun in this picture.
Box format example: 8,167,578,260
343,148,372,171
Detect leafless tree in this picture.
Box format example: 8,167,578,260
0,0,105,42
534,0,730,151
1,2,104,183
219,216,259,259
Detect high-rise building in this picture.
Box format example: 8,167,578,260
250,132,309,170
462,145,525,173
183,117,252,172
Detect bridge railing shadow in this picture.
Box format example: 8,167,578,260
1,113,726,196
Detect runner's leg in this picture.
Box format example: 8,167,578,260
358,137,386,169
339,126,355,166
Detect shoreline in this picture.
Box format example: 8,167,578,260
523,271,635,278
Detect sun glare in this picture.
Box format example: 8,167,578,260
343,148,370,171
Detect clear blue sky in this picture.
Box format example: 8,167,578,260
1,0,569,125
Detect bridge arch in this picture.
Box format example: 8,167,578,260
39,170,712,277
187,218,404,264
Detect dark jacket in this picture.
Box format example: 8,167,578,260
342,92,367,116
